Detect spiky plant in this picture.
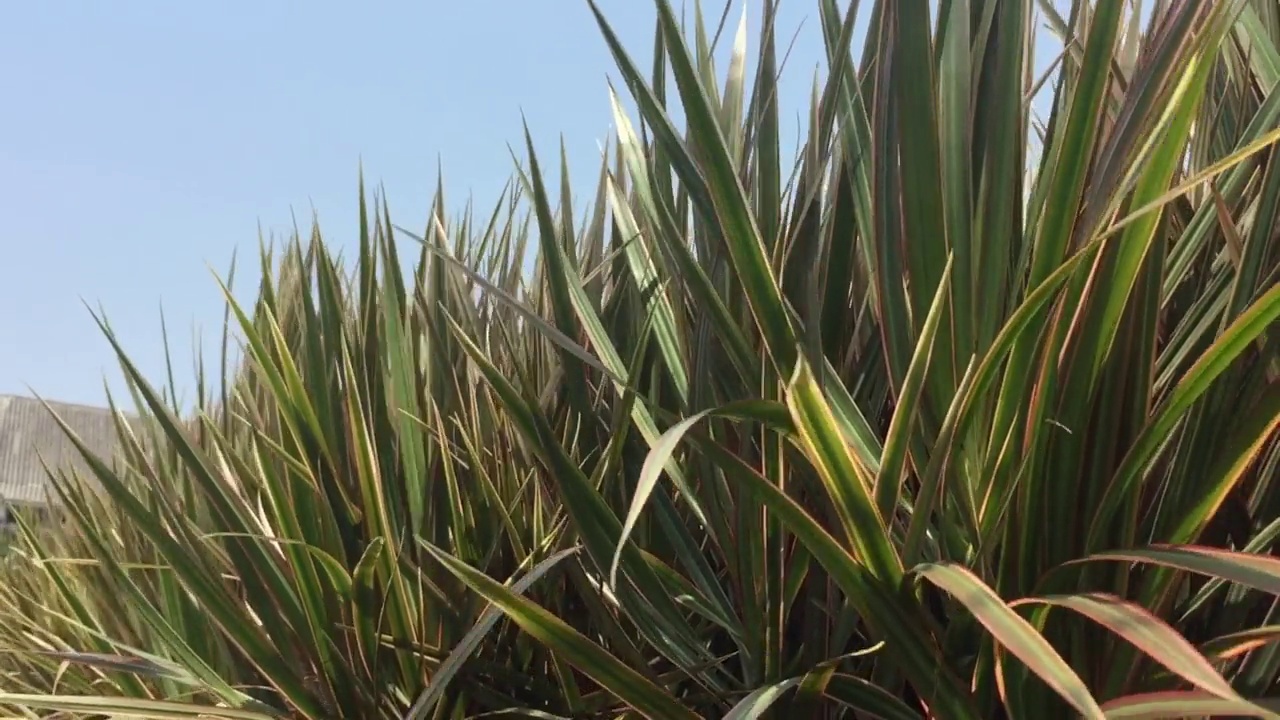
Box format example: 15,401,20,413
1,0,1279,717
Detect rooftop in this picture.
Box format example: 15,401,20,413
0,394,130,507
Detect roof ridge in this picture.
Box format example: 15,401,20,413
0,393,120,415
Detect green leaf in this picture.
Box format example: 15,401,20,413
423,544,700,720
787,357,899,582
0,694,284,719
1087,280,1280,544
823,673,927,720
722,677,800,720
404,547,581,720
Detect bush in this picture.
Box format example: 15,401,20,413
2,1,1279,717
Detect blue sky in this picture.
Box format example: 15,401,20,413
0,2,1058,409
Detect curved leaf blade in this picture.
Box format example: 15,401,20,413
1016,592,1241,701
423,544,700,720
914,563,1104,719
1100,691,1280,719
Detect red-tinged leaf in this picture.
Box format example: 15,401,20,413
1200,626,1280,663
1014,593,1240,701
914,563,1105,719
1100,690,1280,719
1076,545,1280,596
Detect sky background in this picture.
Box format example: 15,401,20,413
0,2,1060,409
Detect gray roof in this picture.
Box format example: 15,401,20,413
0,394,128,507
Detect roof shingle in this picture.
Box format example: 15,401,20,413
0,394,127,507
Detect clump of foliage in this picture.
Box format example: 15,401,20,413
1,0,1279,717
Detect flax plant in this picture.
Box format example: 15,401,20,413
1,0,1280,717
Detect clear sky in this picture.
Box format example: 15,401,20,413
0,2,1058,409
